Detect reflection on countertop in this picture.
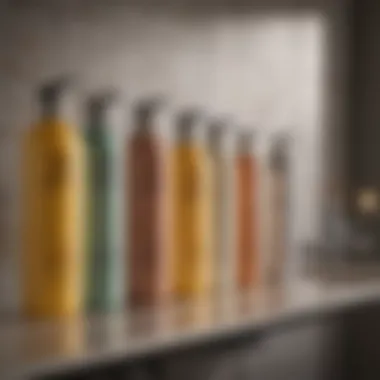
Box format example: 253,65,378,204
1,280,380,378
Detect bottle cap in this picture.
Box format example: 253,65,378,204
207,117,232,150
176,108,205,141
87,91,118,121
269,132,291,171
38,76,74,118
237,128,256,154
39,77,72,104
133,96,166,132
88,91,117,110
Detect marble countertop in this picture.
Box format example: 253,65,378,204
1,280,380,379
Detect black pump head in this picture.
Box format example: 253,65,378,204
88,91,118,115
38,76,75,117
39,77,72,105
237,128,256,153
134,96,166,122
177,108,203,128
270,132,291,171
208,116,230,137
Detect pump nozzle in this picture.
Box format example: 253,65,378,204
135,96,165,119
133,96,166,132
38,76,74,118
88,91,118,115
87,91,119,126
208,116,231,139
270,132,291,171
237,128,256,153
175,108,206,140
39,77,72,104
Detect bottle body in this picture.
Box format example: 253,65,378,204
209,144,234,295
22,120,85,318
172,144,213,299
267,137,290,285
86,124,123,312
235,154,258,291
128,134,168,306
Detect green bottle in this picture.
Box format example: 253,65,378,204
85,92,123,313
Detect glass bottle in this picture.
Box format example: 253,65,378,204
22,78,85,318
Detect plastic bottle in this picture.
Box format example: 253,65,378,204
235,130,259,291
85,92,123,312
128,99,170,307
22,78,85,318
172,110,213,300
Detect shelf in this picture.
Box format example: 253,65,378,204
1,280,380,378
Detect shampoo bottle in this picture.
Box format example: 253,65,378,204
22,78,85,318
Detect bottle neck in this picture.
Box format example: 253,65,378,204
177,122,207,145
237,140,254,155
135,112,157,136
208,128,229,151
41,101,60,121
89,108,109,127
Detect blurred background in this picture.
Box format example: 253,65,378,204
0,0,329,313
2,0,380,379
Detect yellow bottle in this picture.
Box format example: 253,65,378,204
172,110,213,300
22,79,85,319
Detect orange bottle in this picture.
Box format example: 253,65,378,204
235,131,259,291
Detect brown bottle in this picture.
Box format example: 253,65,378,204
128,99,169,307
235,131,259,291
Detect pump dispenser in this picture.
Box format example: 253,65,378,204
172,109,213,299
86,91,123,312
22,77,85,318
128,97,170,306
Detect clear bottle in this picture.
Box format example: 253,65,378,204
128,99,170,307
267,134,290,285
85,92,123,312
22,78,85,318
235,130,259,291
207,119,234,296
172,110,213,300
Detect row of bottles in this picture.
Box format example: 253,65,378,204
22,78,290,319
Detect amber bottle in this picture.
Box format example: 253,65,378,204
235,131,258,291
172,110,213,300
128,99,169,307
